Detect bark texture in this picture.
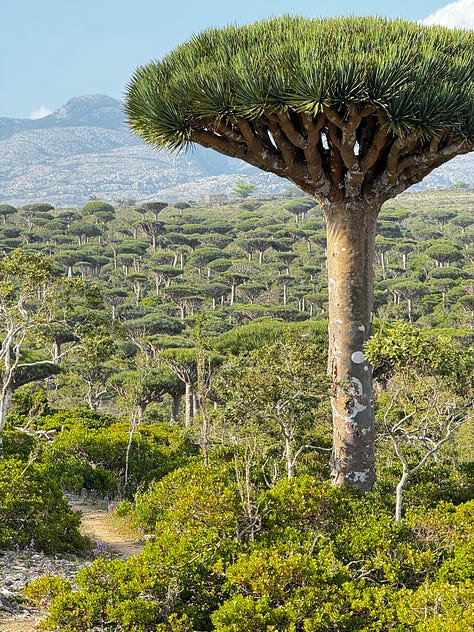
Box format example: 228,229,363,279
324,200,378,492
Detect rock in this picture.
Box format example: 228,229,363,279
0,550,87,618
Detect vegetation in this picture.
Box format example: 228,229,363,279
125,15,474,492
0,186,471,629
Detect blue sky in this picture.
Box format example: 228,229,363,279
0,0,468,119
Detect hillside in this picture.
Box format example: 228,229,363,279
1,95,473,207
0,95,284,207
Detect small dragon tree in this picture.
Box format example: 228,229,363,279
125,16,474,492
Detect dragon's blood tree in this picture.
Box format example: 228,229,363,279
125,16,474,491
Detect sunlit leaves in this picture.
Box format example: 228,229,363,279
126,16,474,150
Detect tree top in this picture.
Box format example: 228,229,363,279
126,16,474,204
126,16,473,147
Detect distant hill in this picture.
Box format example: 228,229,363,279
1,95,472,207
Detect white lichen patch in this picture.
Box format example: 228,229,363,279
350,377,363,396
351,351,365,364
347,470,370,483
358,325,365,332
348,377,368,417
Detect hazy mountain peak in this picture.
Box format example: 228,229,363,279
49,95,124,128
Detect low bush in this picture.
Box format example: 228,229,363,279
42,421,198,497
0,457,88,553
28,470,474,630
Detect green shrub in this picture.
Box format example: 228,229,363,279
0,457,88,553
26,470,474,630
35,407,118,430
43,421,198,497
45,458,116,495
1,429,38,460
24,576,72,606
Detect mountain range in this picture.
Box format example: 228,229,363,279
1,94,473,207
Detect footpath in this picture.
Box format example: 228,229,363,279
0,498,144,632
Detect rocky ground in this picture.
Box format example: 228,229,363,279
0,499,144,631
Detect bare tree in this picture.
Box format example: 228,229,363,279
380,374,471,523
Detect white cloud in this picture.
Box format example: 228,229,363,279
30,105,53,120
423,0,474,29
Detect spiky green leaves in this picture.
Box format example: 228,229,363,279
126,15,474,150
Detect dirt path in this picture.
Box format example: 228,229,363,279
0,500,144,632
70,499,144,560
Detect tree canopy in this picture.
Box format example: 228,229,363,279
126,16,474,204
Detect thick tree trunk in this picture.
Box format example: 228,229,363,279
324,199,379,493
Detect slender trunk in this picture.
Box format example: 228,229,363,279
125,409,141,487
170,394,182,423
324,199,378,493
193,389,199,417
0,388,12,443
52,341,61,364
395,470,409,524
380,251,386,278
200,399,209,467
284,434,293,479
185,382,193,427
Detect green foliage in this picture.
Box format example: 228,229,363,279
261,476,353,536
214,333,331,479
366,320,473,393
81,200,116,216
42,420,197,497
34,468,474,630
212,318,328,356
1,429,38,460
34,407,118,430
0,457,87,553
231,179,257,199
126,16,474,149
24,575,72,606
0,248,54,294
130,460,240,535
